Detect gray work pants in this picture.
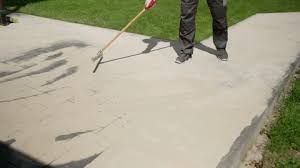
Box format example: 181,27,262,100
179,0,228,55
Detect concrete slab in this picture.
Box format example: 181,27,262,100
0,12,300,168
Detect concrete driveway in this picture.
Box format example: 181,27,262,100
0,12,300,168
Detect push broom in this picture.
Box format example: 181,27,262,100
93,0,157,73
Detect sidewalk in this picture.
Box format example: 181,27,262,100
0,12,299,168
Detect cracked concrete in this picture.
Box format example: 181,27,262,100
0,13,300,168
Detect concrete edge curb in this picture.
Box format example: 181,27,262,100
217,53,300,168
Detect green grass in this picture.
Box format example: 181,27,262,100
263,69,300,168
6,0,300,41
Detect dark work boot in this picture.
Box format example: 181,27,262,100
0,10,8,26
175,54,192,64
216,49,228,61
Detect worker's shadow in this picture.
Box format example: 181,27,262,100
98,37,218,64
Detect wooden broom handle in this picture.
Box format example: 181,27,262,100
101,8,146,52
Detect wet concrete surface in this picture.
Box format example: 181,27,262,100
0,13,299,168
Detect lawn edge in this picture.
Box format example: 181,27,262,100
242,60,300,167
217,53,300,168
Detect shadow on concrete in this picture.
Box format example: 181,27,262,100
44,52,64,62
91,37,180,65
55,130,93,142
194,43,219,56
2,40,88,64
0,64,36,78
97,37,218,65
0,59,67,84
0,141,103,168
41,66,78,86
4,139,16,145
5,0,47,13
0,40,88,86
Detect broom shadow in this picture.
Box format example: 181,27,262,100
97,37,218,65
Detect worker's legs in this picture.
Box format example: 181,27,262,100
179,0,199,56
0,0,6,26
0,0,4,10
207,0,228,49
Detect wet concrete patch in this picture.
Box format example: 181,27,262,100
0,60,67,84
42,66,78,86
2,40,89,63
55,130,93,142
